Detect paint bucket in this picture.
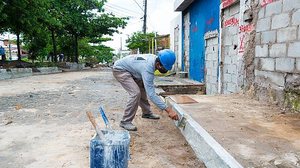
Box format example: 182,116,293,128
90,130,130,168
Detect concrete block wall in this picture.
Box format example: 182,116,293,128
255,0,300,112
221,2,243,94
205,34,219,95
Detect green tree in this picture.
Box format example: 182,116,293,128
2,0,49,61
126,32,155,54
23,27,51,63
0,1,6,23
78,38,95,61
79,38,114,64
1,0,127,64
57,34,74,62
95,45,114,63
62,0,127,63
43,0,64,62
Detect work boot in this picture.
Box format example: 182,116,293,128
119,122,137,131
142,113,160,120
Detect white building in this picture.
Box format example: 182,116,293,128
170,13,182,72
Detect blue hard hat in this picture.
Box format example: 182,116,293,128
158,49,176,70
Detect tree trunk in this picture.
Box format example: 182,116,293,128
51,30,57,62
74,35,79,63
66,53,70,62
1,54,6,62
17,33,21,61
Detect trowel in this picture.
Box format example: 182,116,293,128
176,114,187,129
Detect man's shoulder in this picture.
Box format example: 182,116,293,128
142,54,156,57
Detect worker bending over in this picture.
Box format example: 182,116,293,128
112,49,179,131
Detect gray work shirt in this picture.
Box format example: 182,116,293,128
113,54,167,110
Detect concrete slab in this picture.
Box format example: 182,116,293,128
169,95,198,104
154,77,205,95
166,94,300,167
154,76,203,86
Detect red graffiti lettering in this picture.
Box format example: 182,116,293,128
206,18,214,25
239,34,246,53
224,17,239,27
261,0,273,7
239,24,254,33
192,26,198,32
222,0,236,9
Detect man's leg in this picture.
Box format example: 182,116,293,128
113,70,141,130
134,79,151,115
135,79,160,120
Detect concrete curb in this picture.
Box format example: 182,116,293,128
166,97,243,168
0,66,91,80
35,67,62,75
0,68,32,80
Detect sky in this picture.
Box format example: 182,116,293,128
103,0,179,52
0,0,179,52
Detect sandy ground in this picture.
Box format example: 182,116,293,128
0,69,204,168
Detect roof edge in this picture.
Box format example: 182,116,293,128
174,0,194,11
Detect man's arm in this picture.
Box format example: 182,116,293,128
142,72,179,120
165,107,179,120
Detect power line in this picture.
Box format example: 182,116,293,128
104,2,144,19
104,6,136,18
106,3,142,15
104,8,133,18
104,5,134,16
132,0,144,12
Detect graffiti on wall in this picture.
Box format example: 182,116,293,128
205,17,215,32
261,0,274,7
222,0,237,9
238,33,246,53
239,24,254,33
192,25,198,32
224,17,239,27
206,18,214,25
238,24,254,54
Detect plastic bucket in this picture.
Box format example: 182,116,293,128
90,130,130,168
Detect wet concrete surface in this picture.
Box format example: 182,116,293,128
155,77,205,95
169,94,300,167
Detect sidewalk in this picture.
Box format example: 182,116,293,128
166,94,300,168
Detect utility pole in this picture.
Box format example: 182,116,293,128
143,0,147,34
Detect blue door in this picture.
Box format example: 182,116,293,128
186,0,220,82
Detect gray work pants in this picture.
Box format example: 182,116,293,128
112,69,152,123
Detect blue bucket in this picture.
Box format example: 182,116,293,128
90,130,130,168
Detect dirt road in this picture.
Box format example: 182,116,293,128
0,69,204,168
